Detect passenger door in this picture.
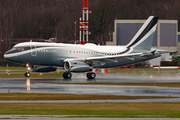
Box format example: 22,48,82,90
30,44,37,56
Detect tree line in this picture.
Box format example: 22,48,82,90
0,0,179,51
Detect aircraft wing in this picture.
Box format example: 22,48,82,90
64,53,143,65
84,53,142,61
64,50,169,65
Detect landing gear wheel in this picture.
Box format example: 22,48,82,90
63,72,72,79
24,72,30,77
87,72,96,79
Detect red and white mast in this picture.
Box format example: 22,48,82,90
79,18,82,44
74,21,76,44
86,0,89,43
79,0,91,45
82,0,85,45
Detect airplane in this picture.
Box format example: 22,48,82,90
4,16,167,79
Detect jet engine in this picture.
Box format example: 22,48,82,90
64,60,92,72
32,66,57,72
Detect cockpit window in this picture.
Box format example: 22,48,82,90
10,46,30,51
11,47,17,50
11,47,31,51
17,47,24,51
6,46,30,54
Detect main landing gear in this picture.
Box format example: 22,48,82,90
63,72,96,79
87,72,96,79
63,72,72,79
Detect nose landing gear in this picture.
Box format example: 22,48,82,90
24,72,30,77
24,63,31,77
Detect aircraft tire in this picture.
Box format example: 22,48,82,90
24,72,30,77
63,72,72,79
87,72,96,79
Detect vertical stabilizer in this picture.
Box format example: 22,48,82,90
126,16,158,51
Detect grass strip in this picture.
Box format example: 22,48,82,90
0,67,26,70
0,102,180,118
0,93,175,100
53,82,180,87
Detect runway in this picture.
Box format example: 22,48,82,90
0,76,180,98
0,98,180,103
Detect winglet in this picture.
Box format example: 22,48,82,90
151,50,156,55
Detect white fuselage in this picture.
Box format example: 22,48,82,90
4,42,159,69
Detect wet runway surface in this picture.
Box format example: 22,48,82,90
0,76,180,97
1,98,180,103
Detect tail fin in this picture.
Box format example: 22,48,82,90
126,16,158,51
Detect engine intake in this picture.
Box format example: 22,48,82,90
64,61,92,72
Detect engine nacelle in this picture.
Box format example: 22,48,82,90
32,66,57,73
64,60,92,72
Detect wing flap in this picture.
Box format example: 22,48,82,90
84,53,143,61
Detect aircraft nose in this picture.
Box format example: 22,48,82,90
4,51,8,59
4,50,12,60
